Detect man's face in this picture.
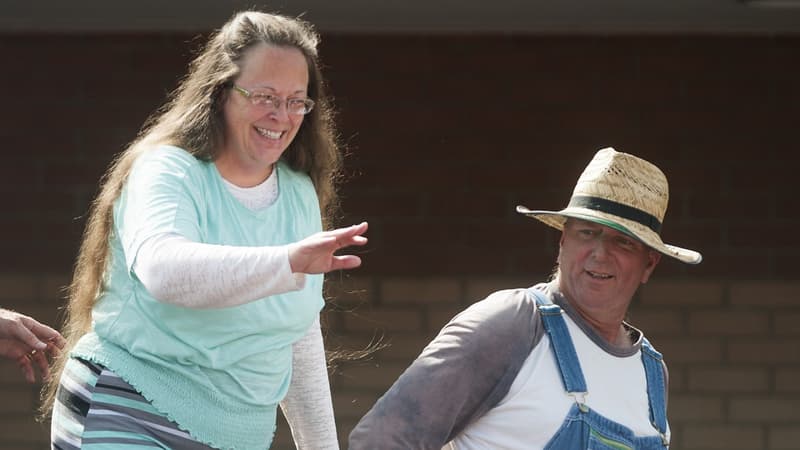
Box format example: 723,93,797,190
557,218,661,320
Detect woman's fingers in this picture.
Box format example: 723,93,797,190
329,222,369,249
331,221,368,240
331,255,362,271
288,222,369,274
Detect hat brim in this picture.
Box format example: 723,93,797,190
516,205,702,265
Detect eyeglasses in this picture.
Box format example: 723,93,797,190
232,85,315,115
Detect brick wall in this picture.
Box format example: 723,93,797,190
1,33,798,449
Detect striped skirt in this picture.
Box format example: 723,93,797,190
51,357,217,449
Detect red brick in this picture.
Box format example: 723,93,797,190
637,37,773,75
380,278,461,305
330,390,382,420
38,274,72,304
0,360,30,384
667,394,723,421
729,223,800,248
639,281,723,306
370,333,433,362
323,275,374,307
762,162,800,191
689,250,773,280
0,245,77,273
0,274,38,303
40,158,110,188
0,386,37,414
774,254,800,280
324,330,381,361
423,191,510,219
654,338,723,364
333,361,408,391
14,305,63,332
731,282,800,306
688,367,769,392
0,161,43,191
770,426,800,450
775,312,800,335
688,311,769,336
0,417,49,447
730,397,800,422
464,277,536,302
727,339,800,364
626,309,684,335
662,162,724,197
321,309,346,333
666,365,686,393
364,242,514,277
681,425,764,449
775,191,800,220
508,250,561,278
683,76,773,109
342,307,423,333
270,415,294,449
658,222,721,260
426,305,467,331
727,162,794,192
686,191,771,221
339,191,420,219
775,369,800,392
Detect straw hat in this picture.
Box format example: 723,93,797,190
516,147,702,264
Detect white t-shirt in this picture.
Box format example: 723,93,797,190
449,306,662,449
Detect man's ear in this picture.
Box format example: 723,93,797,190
556,231,566,265
641,250,662,284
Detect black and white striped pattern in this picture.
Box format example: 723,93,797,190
51,357,217,449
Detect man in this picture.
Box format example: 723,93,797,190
0,308,64,383
349,147,701,449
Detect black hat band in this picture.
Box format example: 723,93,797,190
568,195,662,233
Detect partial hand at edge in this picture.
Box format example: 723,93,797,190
0,309,66,383
288,221,369,275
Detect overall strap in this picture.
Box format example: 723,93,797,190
528,289,588,406
640,337,670,446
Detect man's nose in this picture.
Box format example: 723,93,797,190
591,238,610,260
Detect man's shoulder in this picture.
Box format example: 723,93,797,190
464,287,538,318
446,287,541,344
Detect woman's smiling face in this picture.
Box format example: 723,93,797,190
218,43,309,186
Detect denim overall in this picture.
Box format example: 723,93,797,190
529,289,670,449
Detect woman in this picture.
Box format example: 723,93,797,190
43,11,366,449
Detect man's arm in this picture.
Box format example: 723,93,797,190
348,289,540,450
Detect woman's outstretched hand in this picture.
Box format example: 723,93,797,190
288,222,368,274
